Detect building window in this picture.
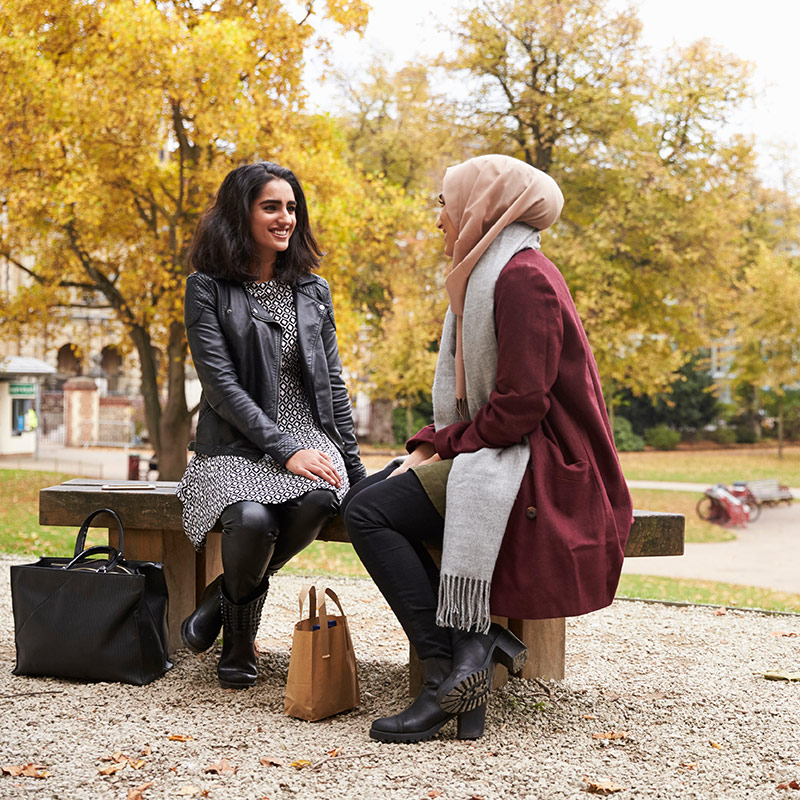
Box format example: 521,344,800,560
11,398,35,436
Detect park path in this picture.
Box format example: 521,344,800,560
3,445,799,596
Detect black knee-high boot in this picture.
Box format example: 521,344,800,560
217,582,269,689
369,657,487,743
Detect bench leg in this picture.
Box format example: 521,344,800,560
197,532,223,605
108,526,198,654
508,617,565,680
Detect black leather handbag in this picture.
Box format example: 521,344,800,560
10,508,171,685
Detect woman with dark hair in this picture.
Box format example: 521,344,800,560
343,154,632,742
177,162,366,689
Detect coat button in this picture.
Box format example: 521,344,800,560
525,506,537,519
251,309,257,315
319,304,325,311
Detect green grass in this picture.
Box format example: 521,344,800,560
619,446,800,485
0,469,110,556
628,488,735,543
618,574,800,613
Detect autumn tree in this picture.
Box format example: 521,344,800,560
443,0,756,414
735,245,800,457
0,0,370,478
335,64,460,440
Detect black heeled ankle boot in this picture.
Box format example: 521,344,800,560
180,574,224,654
369,657,487,743
437,623,528,714
217,585,268,689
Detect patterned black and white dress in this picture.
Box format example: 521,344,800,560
177,279,349,549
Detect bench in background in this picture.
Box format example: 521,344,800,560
742,479,794,506
39,479,684,684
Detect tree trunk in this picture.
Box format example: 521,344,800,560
130,324,163,457
158,320,193,480
369,397,395,445
777,397,784,461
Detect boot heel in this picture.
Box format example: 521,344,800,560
493,629,528,673
456,702,487,739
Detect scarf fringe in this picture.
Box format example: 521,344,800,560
436,573,492,634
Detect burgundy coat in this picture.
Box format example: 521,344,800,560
407,249,633,620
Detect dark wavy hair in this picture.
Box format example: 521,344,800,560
188,162,322,282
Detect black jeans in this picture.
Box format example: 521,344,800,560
220,489,338,603
342,466,450,659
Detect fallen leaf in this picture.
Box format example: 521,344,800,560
327,748,343,758
681,762,698,770
583,715,597,720
584,779,626,794
592,731,628,740
260,757,283,767
97,763,126,776
771,632,799,638
290,760,311,770
129,759,147,770
1,764,50,779
428,792,443,798
127,780,155,800
765,671,800,682
714,607,728,616
168,735,195,742
204,758,237,775
777,780,800,790
177,786,201,797
710,741,722,749
469,796,486,800
141,744,152,756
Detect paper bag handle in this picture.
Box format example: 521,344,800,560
296,585,348,660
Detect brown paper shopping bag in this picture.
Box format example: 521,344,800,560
284,585,360,721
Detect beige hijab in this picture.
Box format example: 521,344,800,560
441,154,564,406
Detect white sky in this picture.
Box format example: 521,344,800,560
307,0,800,188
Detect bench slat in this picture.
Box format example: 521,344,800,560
39,480,684,557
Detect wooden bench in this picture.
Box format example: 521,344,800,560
39,479,684,684
740,479,794,506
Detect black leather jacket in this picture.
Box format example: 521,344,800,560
184,271,366,485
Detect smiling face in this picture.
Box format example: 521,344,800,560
249,178,296,273
436,193,457,258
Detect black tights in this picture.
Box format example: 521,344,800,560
220,489,338,603
342,466,450,660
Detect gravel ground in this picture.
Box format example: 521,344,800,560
1,554,799,800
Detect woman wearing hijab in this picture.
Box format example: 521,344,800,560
343,154,633,742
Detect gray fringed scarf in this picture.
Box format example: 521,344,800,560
434,223,541,633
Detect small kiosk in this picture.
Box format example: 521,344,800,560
0,356,56,457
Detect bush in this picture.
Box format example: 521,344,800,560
709,426,737,445
735,425,758,444
391,405,431,445
613,416,644,451
644,424,681,451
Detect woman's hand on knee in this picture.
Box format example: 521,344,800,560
285,449,342,488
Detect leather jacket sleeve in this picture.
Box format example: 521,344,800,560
318,282,367,484
185,274,303,466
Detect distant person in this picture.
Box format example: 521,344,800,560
344,154,633,742
177,162,366,689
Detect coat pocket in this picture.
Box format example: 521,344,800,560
538,419,590,483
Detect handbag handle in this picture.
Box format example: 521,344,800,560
73,508,125,558
298,584,317,621
317,587,348,661
64,545,125,574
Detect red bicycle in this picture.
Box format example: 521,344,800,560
696,484,756,527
